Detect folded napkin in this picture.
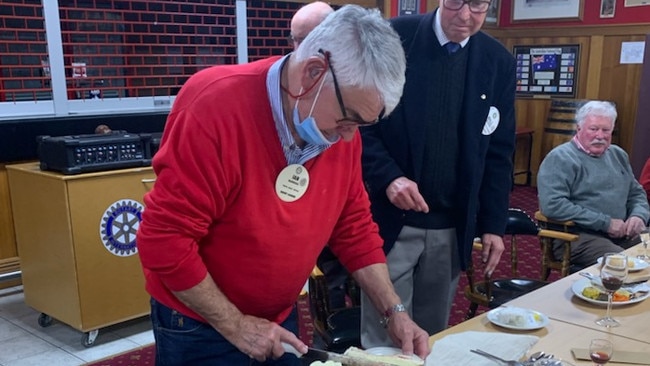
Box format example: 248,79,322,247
427,331,539,366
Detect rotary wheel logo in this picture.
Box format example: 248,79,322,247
99,199,144,257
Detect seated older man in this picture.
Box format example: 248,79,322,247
537,100,650,269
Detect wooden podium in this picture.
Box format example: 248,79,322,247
7,162,155,346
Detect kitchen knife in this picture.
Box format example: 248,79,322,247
282,343,406,366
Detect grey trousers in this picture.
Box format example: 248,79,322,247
360,226,460,348
553,232,639,269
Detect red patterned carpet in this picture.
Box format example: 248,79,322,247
85,186,544,364
85,345,155,366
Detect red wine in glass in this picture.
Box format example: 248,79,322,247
590,351,611,364
595,253,628,327
601,277,623,291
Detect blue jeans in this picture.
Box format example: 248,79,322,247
150,298,302,366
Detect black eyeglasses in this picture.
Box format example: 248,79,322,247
443,0,491,14
318,49,384,126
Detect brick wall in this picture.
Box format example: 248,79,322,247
0,0,48,102
0,0,302,103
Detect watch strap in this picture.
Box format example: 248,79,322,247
380,303,406,328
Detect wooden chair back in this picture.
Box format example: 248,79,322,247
535,211,579,280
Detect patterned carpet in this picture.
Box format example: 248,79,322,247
84,345,154,366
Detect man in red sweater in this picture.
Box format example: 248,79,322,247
137,5,428,365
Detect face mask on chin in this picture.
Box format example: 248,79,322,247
292,74,340,147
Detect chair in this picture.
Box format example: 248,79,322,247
308,266,361,353
534,211,579,280
464,208,577,319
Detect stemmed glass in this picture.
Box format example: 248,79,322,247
595,252,628,327
637,227,650,261
589,339,613,365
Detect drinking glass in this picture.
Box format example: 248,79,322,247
595,253,628,327
589,338,613,365
637,227,650,261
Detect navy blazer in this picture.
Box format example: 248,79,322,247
361,11,517,270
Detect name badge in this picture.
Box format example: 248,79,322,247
482,106,500,135
275,164,310,202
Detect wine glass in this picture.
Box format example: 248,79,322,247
595,253,628,327
637,227,650,261
589,338,613,365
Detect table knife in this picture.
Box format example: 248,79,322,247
282,343,400,366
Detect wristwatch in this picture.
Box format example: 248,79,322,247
380,303,406,328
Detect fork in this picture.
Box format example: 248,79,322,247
470,349,525,366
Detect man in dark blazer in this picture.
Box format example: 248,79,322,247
360,0,516,347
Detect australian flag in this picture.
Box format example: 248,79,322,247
532,54,557,71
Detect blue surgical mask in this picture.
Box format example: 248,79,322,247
293,75,340,146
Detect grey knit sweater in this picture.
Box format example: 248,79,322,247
537,141,649,233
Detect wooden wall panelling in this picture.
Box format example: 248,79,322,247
584,36,604,100
426,0,440,12
513,99,551,186
630,34,650,177
597,35,644,154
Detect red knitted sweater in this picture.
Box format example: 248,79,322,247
137,57,385,324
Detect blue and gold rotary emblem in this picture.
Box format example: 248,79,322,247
99,199,143,257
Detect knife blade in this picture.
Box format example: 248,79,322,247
282,343,403,366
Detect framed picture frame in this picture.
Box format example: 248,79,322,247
600,0,616,17
624,0,650,6
511,0,584,22
513,44,580,98
485,0,500,26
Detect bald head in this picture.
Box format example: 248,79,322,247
290,1,334,49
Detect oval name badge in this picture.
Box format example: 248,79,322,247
275,164,310,202
482,106,500,135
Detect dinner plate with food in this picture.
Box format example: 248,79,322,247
361,347,424,365
571,278,650,305
304,346,424,366
486,306,550,330
596,255,649,272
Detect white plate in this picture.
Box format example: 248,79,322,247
364,347,424,363
596,256,649,272
486,307,549,330
571,278,650,306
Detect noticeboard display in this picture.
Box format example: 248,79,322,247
514,44,580,98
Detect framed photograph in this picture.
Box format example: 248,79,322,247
600,0,616,17
485,0,500,26
624,0,650,6
513,44,580,98
512,0,584,22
